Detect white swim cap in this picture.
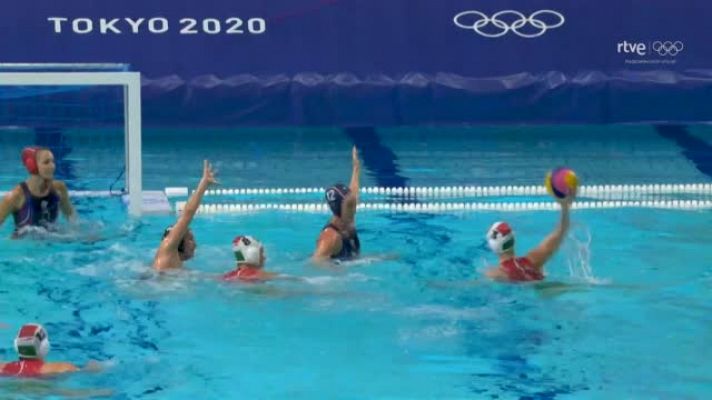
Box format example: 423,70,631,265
232,235,264,266
486,222,515,254
14,323,50,360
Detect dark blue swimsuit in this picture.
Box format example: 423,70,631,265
323,223,360,260
12,182,60,233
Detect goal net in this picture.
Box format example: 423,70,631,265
0,63,142,216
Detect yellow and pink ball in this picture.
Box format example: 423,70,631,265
545,168,578,199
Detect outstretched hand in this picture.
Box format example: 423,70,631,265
352,146,360,168
201,160,219,186
556,187,576,208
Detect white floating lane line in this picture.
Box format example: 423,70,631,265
3,183,709,200
176,200,712,215
0,190,120,198
186,183,712,198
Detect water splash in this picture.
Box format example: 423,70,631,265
565,223,607,284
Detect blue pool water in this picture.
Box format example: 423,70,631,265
1,126,711,399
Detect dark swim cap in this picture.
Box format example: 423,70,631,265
163,225,186,253
325,184,350,217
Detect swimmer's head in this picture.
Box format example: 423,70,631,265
325,184,352,218
163,226,196,260
14,323,50,360
486,221,515,255
21,147,54,179
232,235,265,268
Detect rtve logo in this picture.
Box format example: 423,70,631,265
617,41,647,56
617,40,684,57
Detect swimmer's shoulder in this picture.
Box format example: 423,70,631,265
152,253,181,271
315,228,342,257
2,185,24,206
319,224,339,238
221,269,239,281
51,181,69,196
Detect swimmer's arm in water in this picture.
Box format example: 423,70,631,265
41,361,80,375
43,360,104,374
262,271,282,280
161,160,217,252
330,253,400,268
0,187,22,227
525,197,572,268
268,272,305,282
312,228,342,264
81,360,105,372
236,271,301,282
485,267,509,281
53,181,77,223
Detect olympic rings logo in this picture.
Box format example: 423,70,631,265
651,41,684,56
453,10,565,38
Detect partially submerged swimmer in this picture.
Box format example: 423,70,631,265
0,323,100,377
222,236,277,282
0,147,76,238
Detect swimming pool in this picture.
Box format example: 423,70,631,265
1,125,711,399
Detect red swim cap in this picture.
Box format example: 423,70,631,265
21,147,40,175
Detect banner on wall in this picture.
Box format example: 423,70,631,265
1,0,711,124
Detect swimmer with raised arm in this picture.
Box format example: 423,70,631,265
484,192,574,282
0,147,75,237
313,146,361,263
153,160,218,271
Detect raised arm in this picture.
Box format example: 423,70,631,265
163,160,217,251
525,198,573,268
339,146,361,223
349,146,360,198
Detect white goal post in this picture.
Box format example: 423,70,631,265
0,68,143,216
